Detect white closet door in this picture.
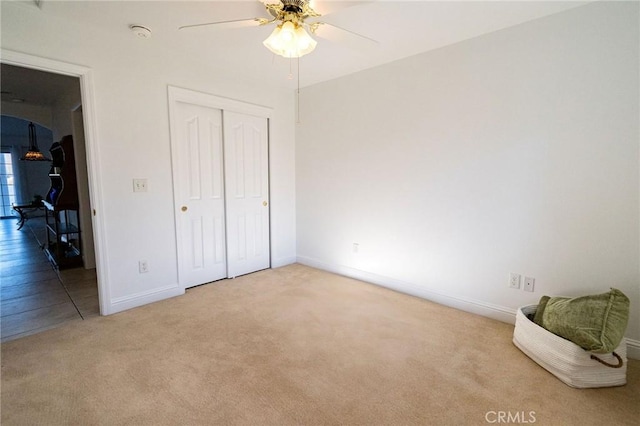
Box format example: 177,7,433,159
172,102,227,288
223,111,270,277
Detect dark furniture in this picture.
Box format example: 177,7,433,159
43,135,82,269
12,200,43,230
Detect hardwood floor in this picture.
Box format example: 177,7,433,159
0,216,99,343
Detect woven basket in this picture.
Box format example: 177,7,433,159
513,305,627,388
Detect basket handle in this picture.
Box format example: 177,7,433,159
590,351,624,368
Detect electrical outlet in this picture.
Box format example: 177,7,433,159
509,272,521,289
352,243,359,253
524,276,535,292
139,260,149,273
133,178,148,193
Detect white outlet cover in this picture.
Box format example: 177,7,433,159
509,272,521,289
133,178,148,193
524,277,535,292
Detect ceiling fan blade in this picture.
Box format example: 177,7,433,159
310,21,379,49
178,18,264,31
258,0,283,19
308,1,375,17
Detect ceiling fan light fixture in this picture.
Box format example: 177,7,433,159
280,21,296,42
263,21,317,58
295,25,316,51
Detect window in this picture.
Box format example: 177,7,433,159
0,151,17,217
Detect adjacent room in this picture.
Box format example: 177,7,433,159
1,65,100,341
1,1,638,424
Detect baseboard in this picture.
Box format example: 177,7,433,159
271,256,297,268
296,256,640,360
108,284,184,315
296,256,517,324
627,338,640,360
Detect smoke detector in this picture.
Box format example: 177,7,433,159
130,25,152,39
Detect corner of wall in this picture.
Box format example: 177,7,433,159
297,256,517,323
297,256,640,361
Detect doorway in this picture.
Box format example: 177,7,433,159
1,49,106,317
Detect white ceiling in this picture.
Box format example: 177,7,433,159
20,1,589,90
1,63,80,105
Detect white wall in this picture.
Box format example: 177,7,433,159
296,1,640,349
71,108,96,270
50,82,81,142
1,2,297,311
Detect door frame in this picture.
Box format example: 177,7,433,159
1,49,110,314
167,86,273,289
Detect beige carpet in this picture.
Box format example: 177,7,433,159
1,264,638,425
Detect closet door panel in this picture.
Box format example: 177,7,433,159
223,111,270,277
172,102,227,288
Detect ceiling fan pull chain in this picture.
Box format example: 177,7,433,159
296,56,301,124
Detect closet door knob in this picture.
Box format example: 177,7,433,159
181,206,188,212
263,201,268,207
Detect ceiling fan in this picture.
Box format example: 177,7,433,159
178,0,377,58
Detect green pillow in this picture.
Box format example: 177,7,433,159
533,288,629,354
